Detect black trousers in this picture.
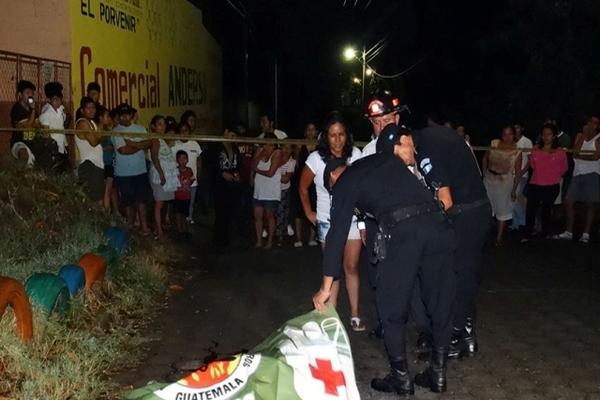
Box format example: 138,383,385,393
451,204,491,329
525,184,559,236
376,216,456,359
412,204,491,334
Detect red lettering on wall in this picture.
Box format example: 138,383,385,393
79,46,92,98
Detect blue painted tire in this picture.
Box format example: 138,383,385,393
104,227,129,254
58,265,86,297
24,273,70,317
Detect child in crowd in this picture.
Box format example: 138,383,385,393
174,150,195,235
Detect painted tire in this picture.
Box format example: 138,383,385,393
79,253,106,289
24,273,70,317
94,244,120,274
104,227,129,254
0,276,33,341
58,265,86,297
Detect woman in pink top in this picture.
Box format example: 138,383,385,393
520,123,567,242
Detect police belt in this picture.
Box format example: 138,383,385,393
447,198,489,216
378,201,443,229
371,201,443,264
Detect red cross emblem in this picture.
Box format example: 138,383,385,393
309,358,346,396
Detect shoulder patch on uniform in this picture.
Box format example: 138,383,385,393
420,157,432,174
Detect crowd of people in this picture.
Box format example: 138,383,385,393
480,116,600,245
7,78,600,253
9,80,204,240
7,78,600,395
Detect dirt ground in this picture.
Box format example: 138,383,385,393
117,219,600,400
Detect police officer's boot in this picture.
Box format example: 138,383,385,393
463,317,478,355
414,348,448,393
371,357,414,395
448,318,478,359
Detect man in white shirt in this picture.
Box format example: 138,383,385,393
512,122,533,230
257,113,288,139
362,93,404,157
39,82,68,155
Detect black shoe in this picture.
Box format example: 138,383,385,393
463,318,478,355
415,332,432,354
448,319,478,359
368,323,384,339
371,358,414,395
414,348,447,393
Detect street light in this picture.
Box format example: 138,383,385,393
365,67,373,77
352,77,361,84
343,47,357,61
342,45,367,104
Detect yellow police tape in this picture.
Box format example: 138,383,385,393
0,127,595,154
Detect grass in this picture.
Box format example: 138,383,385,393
0,166,170,399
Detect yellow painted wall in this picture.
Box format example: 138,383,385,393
71,0,222,131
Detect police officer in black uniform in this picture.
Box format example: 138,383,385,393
410,125,491,358
313,124,456,394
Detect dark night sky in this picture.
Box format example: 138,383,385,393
204,0,600,143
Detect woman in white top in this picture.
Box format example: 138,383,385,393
148,115,178,241
299,113,365,332
554,117,600,243
482,125,522,245
75,97,104,204
252,132,284,249
276,143,297,245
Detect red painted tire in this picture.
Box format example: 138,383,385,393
0,276,34,342
79,253,106,289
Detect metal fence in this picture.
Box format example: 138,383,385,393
0,50,72,162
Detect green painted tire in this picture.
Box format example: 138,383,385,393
24,273,70,317
94,244,120,274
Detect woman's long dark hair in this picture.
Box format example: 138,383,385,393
317,112,354,161
180,110,196,121
537,123,559,149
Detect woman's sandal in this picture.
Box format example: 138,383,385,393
350,317,366,332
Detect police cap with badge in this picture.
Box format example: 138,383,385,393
375,123,412,154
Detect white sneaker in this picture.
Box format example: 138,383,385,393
262,229,268,238
552,231,573,240
293,241,303,248
287,225,295,236
579,233,590,243
307,240,318,247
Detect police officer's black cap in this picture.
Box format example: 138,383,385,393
376,124,411,154
44,81,63,99
116,103,133,116
323,157,348,193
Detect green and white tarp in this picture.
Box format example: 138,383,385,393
124,307,360,400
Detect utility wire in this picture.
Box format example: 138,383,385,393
365,35,388,58
366,40,389,63
368,56,427,79
225,0,246,18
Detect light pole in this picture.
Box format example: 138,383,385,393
343,45,368,105
361,45,366,105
